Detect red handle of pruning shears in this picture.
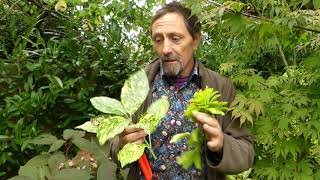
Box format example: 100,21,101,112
138,153,152,180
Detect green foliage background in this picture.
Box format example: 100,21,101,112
0,0,319,179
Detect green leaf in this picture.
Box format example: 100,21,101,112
177,147,202,170
135,96,169,134
193,147,202,170
8,176,32,180
25,154,50,167
18,166,38,180
121,69,149,116
133,114,157,134
48,153,66,176
208,108,225,115
49,140,65,152
72,138,92,151
18,165,51,180
219,62,237,74
185,88,229,119
97,162,108,180
118,143,147,168
83,138,109,164
28,134,58,145
146,96,169,119
187,128,203,145
248,99,264,116
39,166,51,179
53,75,63,88
97,116,130,145
63,129,85,140
314,0,320,9
75,121,98,133
90,115,109,126
170,133,190,144
90,97,127,116
52,169,93,180
278,118,290,130
0,135,12,141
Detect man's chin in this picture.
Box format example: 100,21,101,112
163,67,183,77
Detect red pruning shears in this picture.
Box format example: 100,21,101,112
138,153,152,180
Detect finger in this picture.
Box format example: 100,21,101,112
132,138,145,145
192,111,220,128
203,124,221,138
207,140,221,152
122,126,145,134
122,131,147,144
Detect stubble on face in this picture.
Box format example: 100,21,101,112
160,54,184,77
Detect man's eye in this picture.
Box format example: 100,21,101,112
172,36,181,41
153,38,161,43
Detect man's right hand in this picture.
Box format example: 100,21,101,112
119,125,147,148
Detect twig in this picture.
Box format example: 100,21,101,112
275,37,289,66
207,0,320,34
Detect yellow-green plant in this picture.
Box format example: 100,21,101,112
170,88,229,170
77,69,169,168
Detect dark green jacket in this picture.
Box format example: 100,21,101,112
109,60,255,180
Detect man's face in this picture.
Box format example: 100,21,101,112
151,13,200,77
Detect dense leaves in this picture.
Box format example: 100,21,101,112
0,0,156,178
183,0,320,178
9,129,104,180
1,0,320,179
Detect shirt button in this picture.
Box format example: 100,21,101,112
160,164,166,171
176,120,181,126
161,131,167,136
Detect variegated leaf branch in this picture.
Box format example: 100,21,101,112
76,69,169,168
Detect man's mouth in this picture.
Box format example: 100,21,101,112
164,59,176,63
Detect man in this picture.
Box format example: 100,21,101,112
110,2,254,179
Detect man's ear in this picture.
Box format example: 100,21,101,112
192,32,202,50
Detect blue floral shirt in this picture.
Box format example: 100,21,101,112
138,62,206,179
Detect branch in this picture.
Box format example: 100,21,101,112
208,0,320,34
275,37,289,67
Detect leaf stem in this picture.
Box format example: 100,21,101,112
144,136,157,159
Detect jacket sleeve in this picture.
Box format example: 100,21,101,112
205,79,255,174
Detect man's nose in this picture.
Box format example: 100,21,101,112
162,39,172,55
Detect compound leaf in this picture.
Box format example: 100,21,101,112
135,96,169,134
170,133,190,144
90,97,127,116
121,69,149,116
75,121,98,133
118,143,147,168
97,116,130,145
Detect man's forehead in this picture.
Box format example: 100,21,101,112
151,13,188,35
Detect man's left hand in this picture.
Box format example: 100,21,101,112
192,111,224,153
